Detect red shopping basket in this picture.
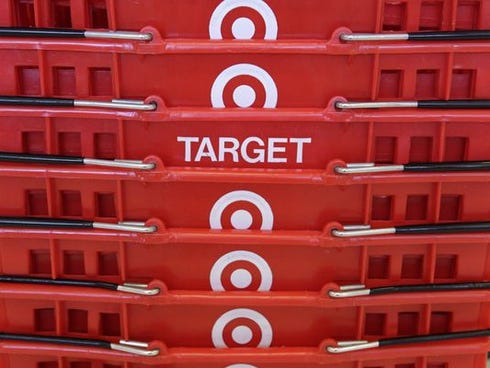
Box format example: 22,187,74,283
1,44,490,108
0,170,488,231
0,222,489,292
0,278,488,348
1,0,489,40
0,104,488,171
0,336,489,368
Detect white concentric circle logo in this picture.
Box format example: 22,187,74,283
211,64,278,108
212,308,273,348
210,251,273,291
226,365,258,368
209,190,274,230
209,0,278,40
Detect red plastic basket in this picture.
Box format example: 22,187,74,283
1,0,489,39
0,105,488,171
1,231,489,292
0,281,488,348
1,337,488,368
0,171,488,231
1,45,490,109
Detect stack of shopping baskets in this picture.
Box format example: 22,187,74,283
0,1,488,367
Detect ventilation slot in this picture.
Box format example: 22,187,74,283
17,66,41,95
94,133,116,159
368,256,390,279
38,362,58,368
419,1,443,30
456,1,480,29
98,252,119,275
22,131,45,154
63,250,85,275
89,68,112,96
51,0,72,28
374,136,397,163
34,308,55,332
100,313,121,336
379,70,402,98
444,137,467,161
398,312,419,336
439,195,462,221
409,137,433,162
69,362,91,368
416,70,439,98
401,255,424,279
434,255,457,279
58,132,82,156
405,195,429,221
26,189,48,216
14,0,36,27
364,313,386,336
96,192,116,218
371,195,393,221
430,312,452,333
88,0,109,28
30,249,52,274
67,309,88,333
450,69,476,98
383,2,407,30
53,67,76,96
61,190,82,217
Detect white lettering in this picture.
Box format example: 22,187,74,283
290,138,312,164
195,137,217,162
178,136,312,164
219,137,240,162
242,137,265,163
267,138,287,163
177,136,199,162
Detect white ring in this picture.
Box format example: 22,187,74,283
212,308,273,348
209,190,274,230
210,250,273,291
226,365,258,368
209,0,278,40
211,64,278,108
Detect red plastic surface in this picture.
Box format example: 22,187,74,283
1,172,489,230
0,106,489,171
0,283,488,349
2,46,490,108
3,231,490,292
1,0,490,39
1,338,489,367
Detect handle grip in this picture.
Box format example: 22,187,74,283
0,217,93,229
395,222,490,235
408,30,490,41
0,27,85,38
418,100,490,109
0,151,83,165
0,96,74,107
0,333,110,349
404,160,490,172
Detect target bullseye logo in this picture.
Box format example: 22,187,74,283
210,251,273,291
212,308,273,348
209,0,278,40
209,190,274,230
225,365,257,368
211,64,278,108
